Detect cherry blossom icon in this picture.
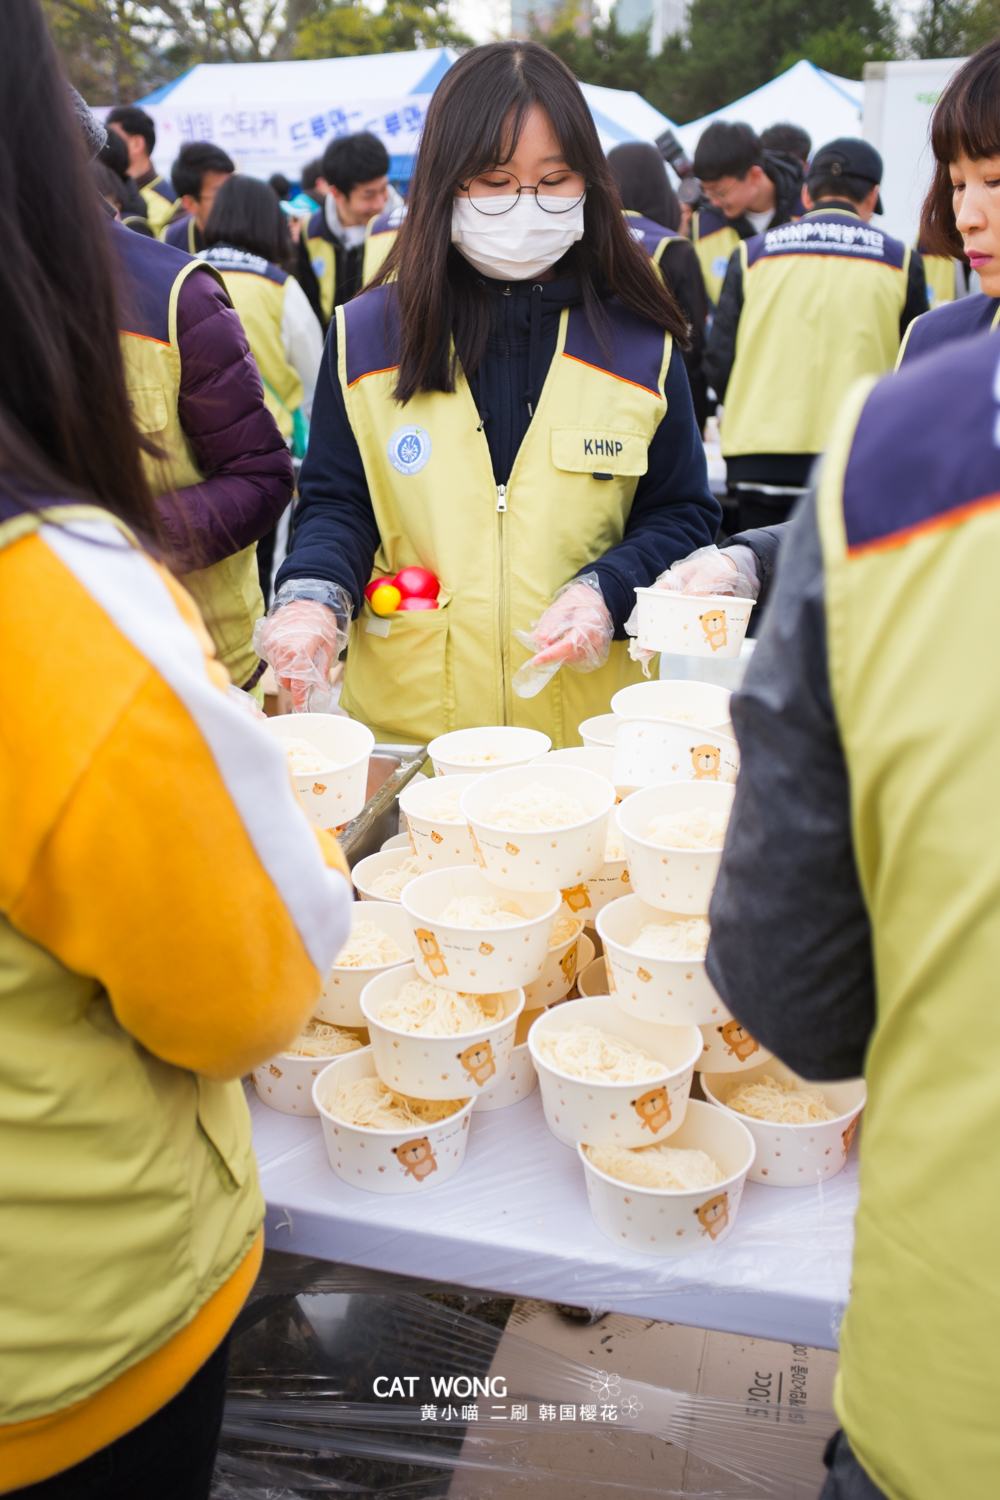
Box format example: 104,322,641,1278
621,1395,643,1418
589,1370,621,1398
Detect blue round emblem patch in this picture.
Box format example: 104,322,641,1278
711,255,731,280
388,425,432,475
311,256,326,277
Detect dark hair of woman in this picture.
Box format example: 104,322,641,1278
373,41,688,404
204,174,293,267
919,37,1000,259
607,142,681,231
0,0,161,542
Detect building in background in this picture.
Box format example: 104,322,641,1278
510,0,593,36
616,0,685,53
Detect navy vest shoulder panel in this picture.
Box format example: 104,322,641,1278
900,293,1000,366
563,300,667,399
623,212,679,260
693,207,733,241
307,208,335,245
150,177,175,204
162,215,192,250
198,245,287,285
370,204,407,235
110,219,193,343
342,284,401,386
843,329,1000,553
746,211,907,271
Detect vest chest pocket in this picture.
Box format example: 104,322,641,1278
128,384,169,435
551,428,649,477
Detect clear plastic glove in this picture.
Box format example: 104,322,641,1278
512,573,613,699
623,546,759,677
226,684,268,721
253,579,352,713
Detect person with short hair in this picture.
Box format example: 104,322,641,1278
300,157,327,205
297,131,391,326
106,104,179,235
163,140,235,254
758,121,812,169
704,137,927,531
690,120,804,303
607,141,711,428
97,125,147,219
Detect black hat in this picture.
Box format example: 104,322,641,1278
809,137,884,216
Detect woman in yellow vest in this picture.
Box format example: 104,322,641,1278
200,175,323,452
257,40,720,746
0,13,352,1492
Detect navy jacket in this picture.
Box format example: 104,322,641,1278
277,273,721,635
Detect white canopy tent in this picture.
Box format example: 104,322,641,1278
121,50,681,184
674,60,864,159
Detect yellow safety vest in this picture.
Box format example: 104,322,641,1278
921,251,956,308
198,245,303,441
362,203,405,285
722,208,910,458
0,503,261,1422
138,173,180,237
336,285,669,747
112,223,265,687
817,331,1000,1499
691,207,741,305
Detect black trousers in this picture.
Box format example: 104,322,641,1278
735,487,799,533
820,1430,890,1499
9,1336,229,1500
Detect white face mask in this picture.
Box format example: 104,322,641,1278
451,192,586,281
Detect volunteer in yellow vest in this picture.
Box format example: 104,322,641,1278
705,138,928,533
607,141,711,427
0,20,352,1493
898,41,1000,368
690,120,805,305
110,218,295,690
257,40,720,746
200,174,322,448
106,104,179,237
163,139,235,255
707,323,1000,1500
296,131,391,328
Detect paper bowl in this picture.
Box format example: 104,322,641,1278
611,680,732,728
380,832,412,852
473,1005,546,1112
428,726,551,777
577,954,611,996
632,590,755,660
251,1034,365,1117
398,775,478,868
612,720,740,790
313,1049,475,1194
696,1014,773,1073
400,866,560,991
315,901,414,1026
528,996,702,1148
522,915,588,1007
264,714,375,828
578,714,620,748
702,1059,865,1186
352,849,421,904
578,1099,755,1256
532,745,638,800
597,896,725,1026
616,782,735,913
461,766,615,892
360,962,524,1099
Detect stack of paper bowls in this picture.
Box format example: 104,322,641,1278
264,713,375,830
610,681,739,792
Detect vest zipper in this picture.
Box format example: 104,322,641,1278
497,483,507,721
496,484,507,511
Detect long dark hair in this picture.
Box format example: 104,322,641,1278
0,0,161,543
204,173,293,266
374,41,688,403
919,38,1000,259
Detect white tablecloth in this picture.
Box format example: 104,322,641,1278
251,1084,856,1351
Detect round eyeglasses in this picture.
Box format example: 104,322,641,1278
457,169,588,216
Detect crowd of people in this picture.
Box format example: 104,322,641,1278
4,0,1000,1492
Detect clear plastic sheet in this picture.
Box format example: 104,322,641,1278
254,580,353,713
512,574,613,698
213,1253,837,1498
249,1084,856,1352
